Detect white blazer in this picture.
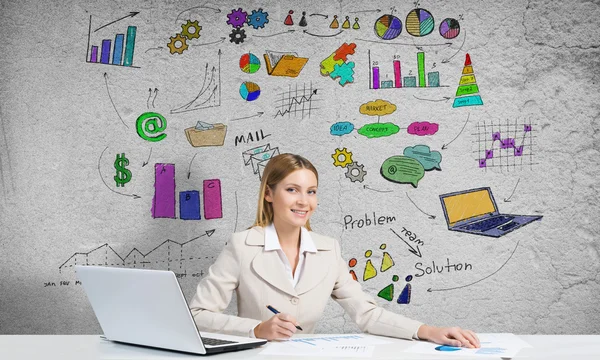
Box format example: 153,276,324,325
189,226,423,338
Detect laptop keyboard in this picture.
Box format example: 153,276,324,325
463,215,514,231
202,337,238,346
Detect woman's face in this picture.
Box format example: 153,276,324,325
265,168,318,230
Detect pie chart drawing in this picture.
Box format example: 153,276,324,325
374,14,402,40
405,8,435,37
440,18,460,39
239,53,261,74
240,82,261,101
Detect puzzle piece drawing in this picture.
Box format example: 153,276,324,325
330,62,355,86
332,42,356,62
320,53,344,76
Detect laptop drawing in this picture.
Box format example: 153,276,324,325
76,265,266,355
439,187,542,238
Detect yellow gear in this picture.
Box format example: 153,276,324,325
181,20,202,40
167,33,188,54
332,148,353,167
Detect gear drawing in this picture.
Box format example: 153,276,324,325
330,62,356,86
345,162,367,183
226,8,248,28
181,20,202,40
167,33,188,54
247,8,269,29
229,28,247,44
332,148,353,168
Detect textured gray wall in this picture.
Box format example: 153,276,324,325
1,0,599,335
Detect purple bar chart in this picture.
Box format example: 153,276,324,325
203,179,223,220
151,164,222,220
152,163,176,218
368,50,444,90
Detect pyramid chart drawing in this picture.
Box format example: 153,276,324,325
452,53,484,108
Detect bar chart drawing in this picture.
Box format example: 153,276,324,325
152,163,223,220
368,50,447,90
86,15,139,68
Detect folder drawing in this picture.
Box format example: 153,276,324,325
263,50,308,77
185,122,227,147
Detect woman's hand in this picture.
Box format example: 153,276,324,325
254,313,299,340
418,325,480,348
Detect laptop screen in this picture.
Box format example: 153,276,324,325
442,188,497,226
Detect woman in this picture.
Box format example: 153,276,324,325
189,153,480,347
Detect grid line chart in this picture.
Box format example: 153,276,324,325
274,83,320,119
473,119,538,172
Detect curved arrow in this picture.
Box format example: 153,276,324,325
428,240,520,292
303,29,343,38
442,30,467,63
104,73,128,128
175,5,220,23
504,178,520,202
363,185,393,193
413,95,451,102
357,38,452,46
406,192,436,219
230,112,264,122
192,37,226,47
309,13,328,18
187,153,198,179
142,147,152,167
350,9,381,13
98,147,140,199
254,30,295,38
442,113,470,150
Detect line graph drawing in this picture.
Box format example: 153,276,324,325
171,50,222,114
274,82,320,119
58,230,216,273
474,119,538,172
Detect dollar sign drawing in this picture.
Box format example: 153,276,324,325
114,153,132,187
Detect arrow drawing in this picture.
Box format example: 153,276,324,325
442,113,470,150
104,73,128,128
94,12,140,32
390,228,422,258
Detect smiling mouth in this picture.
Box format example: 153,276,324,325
291,210,308,215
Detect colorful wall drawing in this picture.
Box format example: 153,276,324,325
8,0,569,336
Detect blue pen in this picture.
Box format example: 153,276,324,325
266,305,303,331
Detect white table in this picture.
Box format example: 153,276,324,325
0,334,598,359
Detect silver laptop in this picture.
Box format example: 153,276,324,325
75,265,266,355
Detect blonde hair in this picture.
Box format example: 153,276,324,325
251,153,318,230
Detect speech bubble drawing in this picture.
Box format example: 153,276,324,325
358,122,400,138
380,156,425,188
330,121,354,136
403,145,442,171
359,99,397,116
407,121,439,136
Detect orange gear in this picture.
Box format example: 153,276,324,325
167,33,188,54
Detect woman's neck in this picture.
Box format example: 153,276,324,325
272,220,301,249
